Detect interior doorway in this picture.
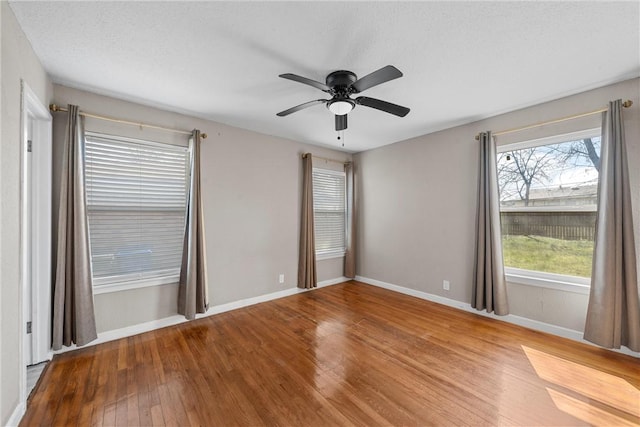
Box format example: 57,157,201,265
20,81,52,403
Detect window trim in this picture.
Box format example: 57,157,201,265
85,131,189,293
312,167,347,259
496,128,600,153
498,127,601,291
93,275,178,295
505,267,591,295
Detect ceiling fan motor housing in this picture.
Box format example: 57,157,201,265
326,70,357,92
326,70,357,115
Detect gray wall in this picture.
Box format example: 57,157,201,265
52,85,352,333
0,3,53,424
355,77,640,332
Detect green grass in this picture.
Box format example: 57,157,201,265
502,235,594,278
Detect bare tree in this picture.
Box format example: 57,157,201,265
498,137,600,206
559,138,600,172
497,147,557,206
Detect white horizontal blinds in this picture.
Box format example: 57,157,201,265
85,132,188,287
312,168,346,256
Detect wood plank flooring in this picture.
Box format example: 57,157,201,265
21,281,640,426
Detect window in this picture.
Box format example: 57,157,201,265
85,132,189,292
312,168,346,259
497,129,600,284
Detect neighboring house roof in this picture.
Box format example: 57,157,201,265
502,184,598,207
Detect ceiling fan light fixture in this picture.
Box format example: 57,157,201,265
327,99,354,115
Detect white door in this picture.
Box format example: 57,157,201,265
20,81,52,380
23,116,34,365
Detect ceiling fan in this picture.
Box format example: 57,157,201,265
276,65,410,131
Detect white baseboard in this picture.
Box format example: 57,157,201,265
55,277,349,354
54,274,639,358
204,276,348,316
317,276,352,287
5,401,26,427
355,275,640,358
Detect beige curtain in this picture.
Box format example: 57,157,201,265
52,104,97,350
298,153,317,288
472,131,509,315
178,130,209,320
344,161,356,278
584,100,639,351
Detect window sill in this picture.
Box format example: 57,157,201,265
505,267,591,295
93,275,179,295
316,252,346,261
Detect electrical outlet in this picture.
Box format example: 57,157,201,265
279,274,285,284
443,280,450,291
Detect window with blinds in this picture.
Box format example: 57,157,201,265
312,168,346,258
85,132,189,290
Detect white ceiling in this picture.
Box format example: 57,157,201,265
9,1,640,153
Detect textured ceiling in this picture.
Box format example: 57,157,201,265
9,1,640,153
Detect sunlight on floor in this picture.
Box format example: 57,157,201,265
546,387,638,426
522,345,640,424
314,321,348,396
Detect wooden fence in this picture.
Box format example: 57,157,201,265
501,211,596,241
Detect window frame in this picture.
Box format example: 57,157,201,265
312,167,347,260
496,128,600,292
84,131,190,294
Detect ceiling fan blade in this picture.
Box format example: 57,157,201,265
350,65,403,93
356,97,410,117
335,114,347,131
277,99,327,117
279,73,330,92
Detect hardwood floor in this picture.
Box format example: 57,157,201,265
21,281,639,426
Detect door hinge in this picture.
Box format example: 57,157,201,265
27,140,33,153
26,321,32,334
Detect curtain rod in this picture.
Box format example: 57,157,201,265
303,153,351,165
49,104,208,139
476,99,633,140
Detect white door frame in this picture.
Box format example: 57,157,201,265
19,80,52,403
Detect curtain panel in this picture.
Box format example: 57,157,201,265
344,161,356,278
584,100,639,351
298,153,317,288
178,130,209,320
472,131,509,315
52,104,97,349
